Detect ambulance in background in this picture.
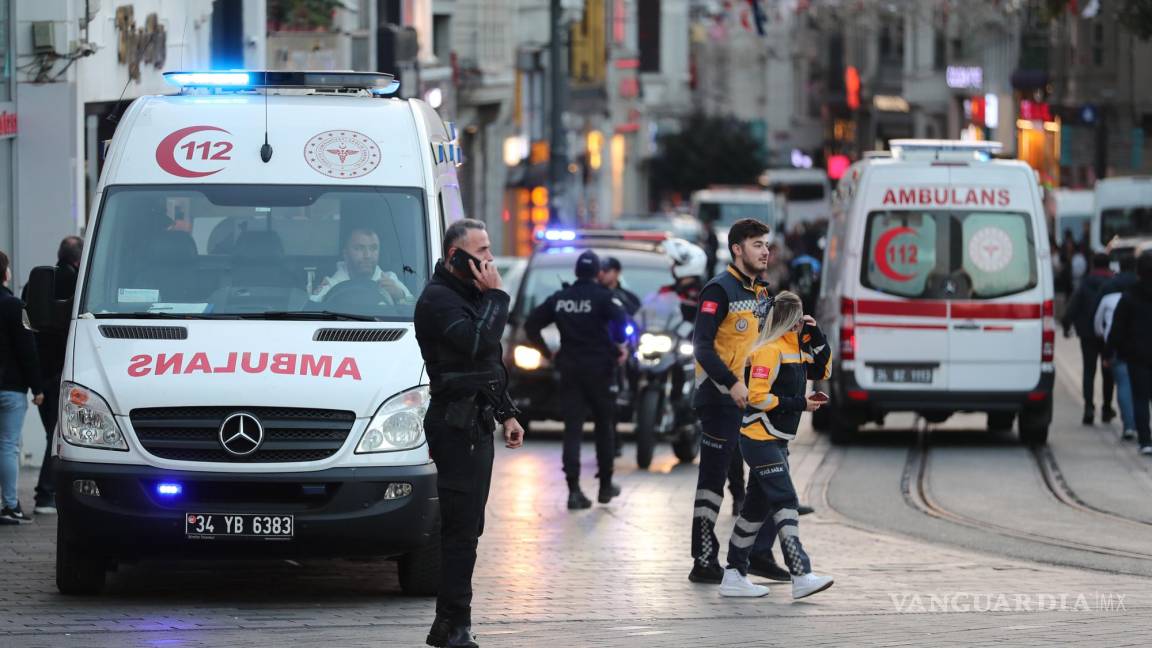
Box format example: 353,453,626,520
816,140,1055,445
1052,188,1093,247
1090,176,1152,252
691,187,781,267
759,168,833,225
44,71,457,595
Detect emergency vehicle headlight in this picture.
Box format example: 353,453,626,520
513,345,544,371
60,383,128,451
357,386,430,453
638,333,674,355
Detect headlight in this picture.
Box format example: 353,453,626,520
679,342,695,356
60,383,128,451
638,333,674,355
513,345,543,370
356,386,430,453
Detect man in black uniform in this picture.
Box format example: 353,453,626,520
525,250,629,509
599,256,641,457
415,218,525,648
599,256,642,316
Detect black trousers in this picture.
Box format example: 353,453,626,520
35,373,61,505
1079,336,1114,412
727,437,810,576
425,405,495,627
1129,362,1152,447
560,364,616,486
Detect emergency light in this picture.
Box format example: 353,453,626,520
163,70,400,95
155,482,183,497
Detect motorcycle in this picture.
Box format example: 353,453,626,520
631,291,703,469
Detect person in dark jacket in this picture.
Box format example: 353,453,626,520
1062,252,1115,425
1096,256,1140,441
25,236,82,515
414,219,525,648
598,256,642,316
525,250,629,509
1106,249,1152,456
0,251,45,525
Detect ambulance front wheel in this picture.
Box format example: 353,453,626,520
56,518,107,595
398,533,442,596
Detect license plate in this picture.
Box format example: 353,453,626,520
185,513,294,540
873,366,933,384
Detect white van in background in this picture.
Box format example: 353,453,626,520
1091,176,1152,252
759,168,833,225
816,140,1055,445
691,187,780,267
46,71,460,595
1053,188,1093,246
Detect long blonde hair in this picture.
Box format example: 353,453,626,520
755,291,803,350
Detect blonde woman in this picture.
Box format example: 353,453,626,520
719,291,834,599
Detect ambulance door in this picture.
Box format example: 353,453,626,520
945,209,1044,392
853,210,950,392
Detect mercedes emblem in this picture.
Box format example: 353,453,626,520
218,412,264,457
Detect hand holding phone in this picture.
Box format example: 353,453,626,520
810,391,829,403
452,248,502,291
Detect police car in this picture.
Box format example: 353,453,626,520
815,140,1056,445
45,71,458,594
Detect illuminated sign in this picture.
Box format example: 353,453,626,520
0,111,18,138
845,66,861,110
873,95,910,113
946,66,983,89
1019,100,1052,122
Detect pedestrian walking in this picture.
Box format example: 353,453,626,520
720,291,835,600
414,219,525,648
25,236,82,515
687,218,791,584
0,251,45,525
525,250,629,509
1106,249,1152,456
1096,254,1140,441
1062,252,1115,425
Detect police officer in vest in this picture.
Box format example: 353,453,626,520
688,218,791,584
525,250,630,509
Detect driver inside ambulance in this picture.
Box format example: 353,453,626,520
311,228,415,303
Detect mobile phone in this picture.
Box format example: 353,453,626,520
450,248,483,274
809,391,829,403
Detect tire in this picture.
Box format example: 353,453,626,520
634,388,660,470
1019,423,1049,445
398,531,441,597
829,404,859,445
672,422,702,464
1018,398,1052,446
987,411,1015,431
56,519,106,595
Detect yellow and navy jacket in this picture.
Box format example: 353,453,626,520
740,324,833,441
692,264,770,407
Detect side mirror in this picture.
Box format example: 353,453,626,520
24,266,72,332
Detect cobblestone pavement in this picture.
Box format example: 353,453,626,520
1,343,1150,646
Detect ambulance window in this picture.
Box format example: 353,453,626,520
441,184,467,224
861,210,1036,300
1100,206,1152,244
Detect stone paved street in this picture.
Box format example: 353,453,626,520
1,339,1150,647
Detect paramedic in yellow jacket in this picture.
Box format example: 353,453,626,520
718,291,836,600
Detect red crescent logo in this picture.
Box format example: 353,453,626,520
155,125,231,178
874,226,918,282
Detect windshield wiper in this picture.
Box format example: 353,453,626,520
245,310,378,322
92,312,240,320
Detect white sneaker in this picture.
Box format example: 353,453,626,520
1140,446,1152,456
719,568,770,598
792,572,834,599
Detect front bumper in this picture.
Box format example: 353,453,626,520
56,460,438,560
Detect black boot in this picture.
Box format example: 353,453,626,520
598,481,621,504
1082,406,1094,425
445,626,479,648
1103,406,1116,423
748,551,792,582
567,485,592,510
426,616,452,647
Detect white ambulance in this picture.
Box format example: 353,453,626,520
815,140,1055,445
1090,176,1152,252
47,71,462,594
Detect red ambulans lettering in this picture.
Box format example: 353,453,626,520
881,187,1011,208
126,352,362,380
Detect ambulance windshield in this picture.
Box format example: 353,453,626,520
1100,206,1152,245
81,185,429,321
861,210,1037,300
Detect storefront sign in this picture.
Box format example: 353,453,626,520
0,111,16,138
946,66,983,89
1019,100,1052,122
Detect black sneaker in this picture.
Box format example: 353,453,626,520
1082,408,1094,425
1102,407,1116,423
748,552,792,582
34,497,57,515
0,505,33,524
567,489,592,510
598,482,621,504
688,562,724,584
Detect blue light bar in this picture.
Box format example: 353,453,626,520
538,229,577,242
156,482,183,497
166,72,251,87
